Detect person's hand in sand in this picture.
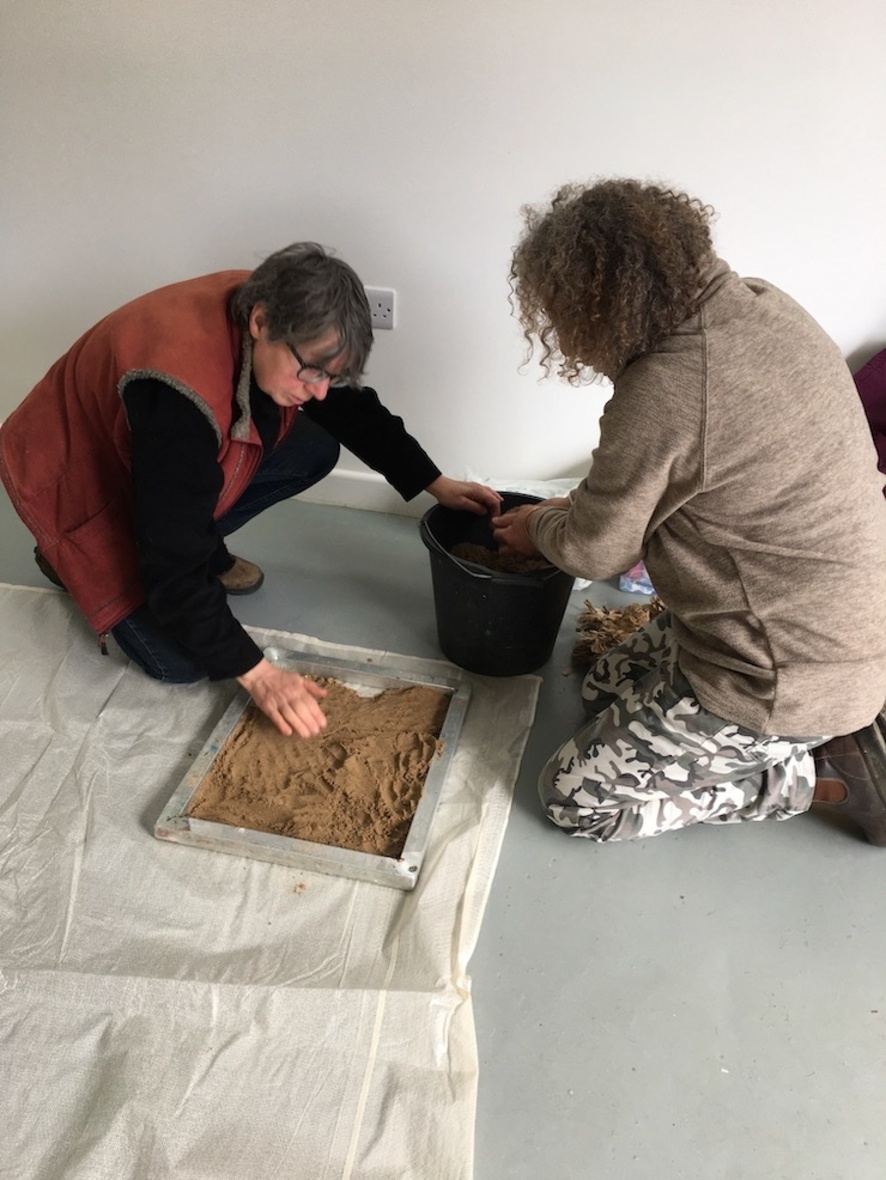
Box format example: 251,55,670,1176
237,658,328,737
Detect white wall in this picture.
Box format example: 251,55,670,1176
3,0,885,514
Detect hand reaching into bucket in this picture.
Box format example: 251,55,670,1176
426,475,503,515
491,497,571,557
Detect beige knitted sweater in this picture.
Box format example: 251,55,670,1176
530,259,886,736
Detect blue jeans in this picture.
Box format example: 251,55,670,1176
111,413,339,683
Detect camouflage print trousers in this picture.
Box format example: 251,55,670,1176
539,611,827,842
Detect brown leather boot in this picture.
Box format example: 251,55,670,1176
813,724,886,846
218,555,264,595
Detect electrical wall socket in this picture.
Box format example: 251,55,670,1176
365,287,395,330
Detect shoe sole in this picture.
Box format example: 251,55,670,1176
221,573,265,596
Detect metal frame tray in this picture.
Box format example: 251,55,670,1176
154,647,471,889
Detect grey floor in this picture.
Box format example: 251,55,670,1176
4,494,885,1180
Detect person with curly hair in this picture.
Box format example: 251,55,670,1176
492,178,886,846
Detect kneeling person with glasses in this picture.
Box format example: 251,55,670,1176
0,243,501,736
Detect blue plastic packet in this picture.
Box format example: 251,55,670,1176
618,560,655,595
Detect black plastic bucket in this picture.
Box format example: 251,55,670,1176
419,492,575,676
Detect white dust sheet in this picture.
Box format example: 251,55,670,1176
0,585,540,1180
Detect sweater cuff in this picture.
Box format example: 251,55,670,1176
391,461,442,502
527,504,553,548
205,631,265,681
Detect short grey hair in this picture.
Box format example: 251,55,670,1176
231,242,373,379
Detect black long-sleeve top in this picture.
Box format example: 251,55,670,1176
123,377,440,679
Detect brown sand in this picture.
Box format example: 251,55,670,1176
187,678,450,858
451,541,553,575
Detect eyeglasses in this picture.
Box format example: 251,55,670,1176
288,343,351,388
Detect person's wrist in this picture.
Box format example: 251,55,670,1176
236,656,267,688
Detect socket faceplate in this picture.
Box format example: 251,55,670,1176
366,287,395,330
